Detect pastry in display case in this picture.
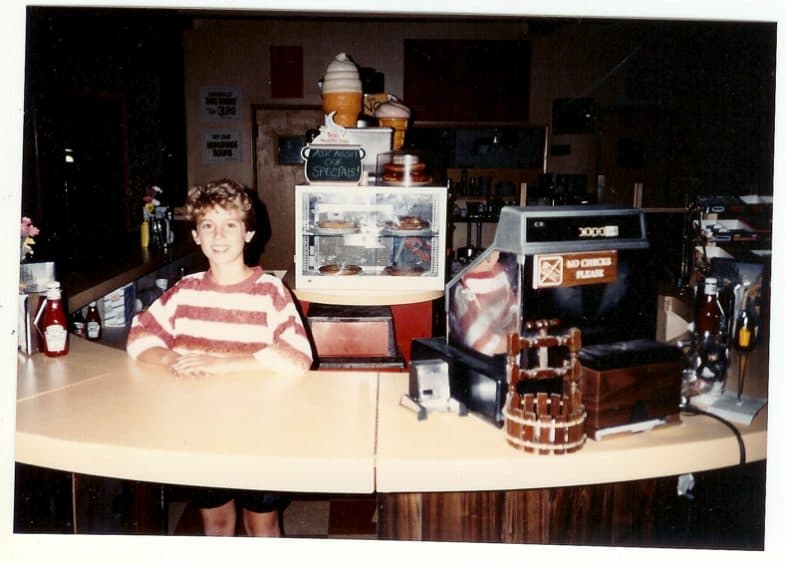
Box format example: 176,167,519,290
294,184,448,290
376,150,434,186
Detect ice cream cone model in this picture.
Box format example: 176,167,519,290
376,117,408,150
322,91,363,127
374,98,411,150
320,53,363,128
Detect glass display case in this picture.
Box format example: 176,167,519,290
294,184,448,291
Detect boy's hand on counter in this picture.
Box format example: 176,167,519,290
136,347,181,369
137,347,310,376
170,354,233,376
169,353,308,376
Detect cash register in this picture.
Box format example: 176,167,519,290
407,205,682,448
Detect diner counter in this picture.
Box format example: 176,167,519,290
375,375,767,492
15,338,377,494
16,338,768,495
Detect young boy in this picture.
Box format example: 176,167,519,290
126,178,313,536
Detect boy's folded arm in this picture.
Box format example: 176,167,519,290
252,344,312,374
169,346,311,375
131,344,311,375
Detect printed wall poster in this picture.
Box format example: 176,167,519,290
202,130,241,162
201,86,240,120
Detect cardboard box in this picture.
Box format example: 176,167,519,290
656,293,692,343
100,282,136,327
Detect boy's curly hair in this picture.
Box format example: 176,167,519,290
185,178,256,231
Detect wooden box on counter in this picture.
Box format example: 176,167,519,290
578,339,683,439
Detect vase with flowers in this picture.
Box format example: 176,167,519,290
142,185,173,251
19,216,55,294
20,216,39,262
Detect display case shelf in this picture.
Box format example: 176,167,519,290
294,184,448,291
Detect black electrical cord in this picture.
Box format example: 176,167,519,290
681,402,746,466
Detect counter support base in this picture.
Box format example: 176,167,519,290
378,461,766,549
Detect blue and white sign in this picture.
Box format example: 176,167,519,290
201,86,240,120
202,130,242,162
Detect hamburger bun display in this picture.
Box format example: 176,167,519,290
376,150,434,186
393,215,430,230
316,219,358,231
318,264,363,276
383,265,427,276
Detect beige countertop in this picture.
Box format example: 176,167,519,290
16,338,768,494
373,338,769,493
374,372,767,493
16,337,135,400
16,339,377,493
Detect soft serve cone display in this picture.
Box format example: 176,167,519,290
374,98,411,150
320,52,363,128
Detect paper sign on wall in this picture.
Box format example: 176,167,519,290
202,130,241,162
202,86,240,120
533,250,618,289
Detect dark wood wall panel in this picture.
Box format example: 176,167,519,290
378,477,679,545
422,491,505,542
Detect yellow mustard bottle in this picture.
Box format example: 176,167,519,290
141,220,150,248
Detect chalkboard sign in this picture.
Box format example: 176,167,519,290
301,144,365,184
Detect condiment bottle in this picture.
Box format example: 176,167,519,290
151,277,169,303
85,301,102,341
42,281,69,357
734,310,755,352
71,308,86,338
141,220,150,248
695,277,723,334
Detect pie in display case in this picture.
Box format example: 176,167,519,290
294,184,448,291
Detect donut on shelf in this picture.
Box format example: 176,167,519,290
377,151,433,186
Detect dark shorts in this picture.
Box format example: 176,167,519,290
190,487,291,514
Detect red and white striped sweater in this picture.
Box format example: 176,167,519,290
126,267,313,368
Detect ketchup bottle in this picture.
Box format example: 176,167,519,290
42,281,69,357
71,308,86,338
85,301,102,341
695,277,723,335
